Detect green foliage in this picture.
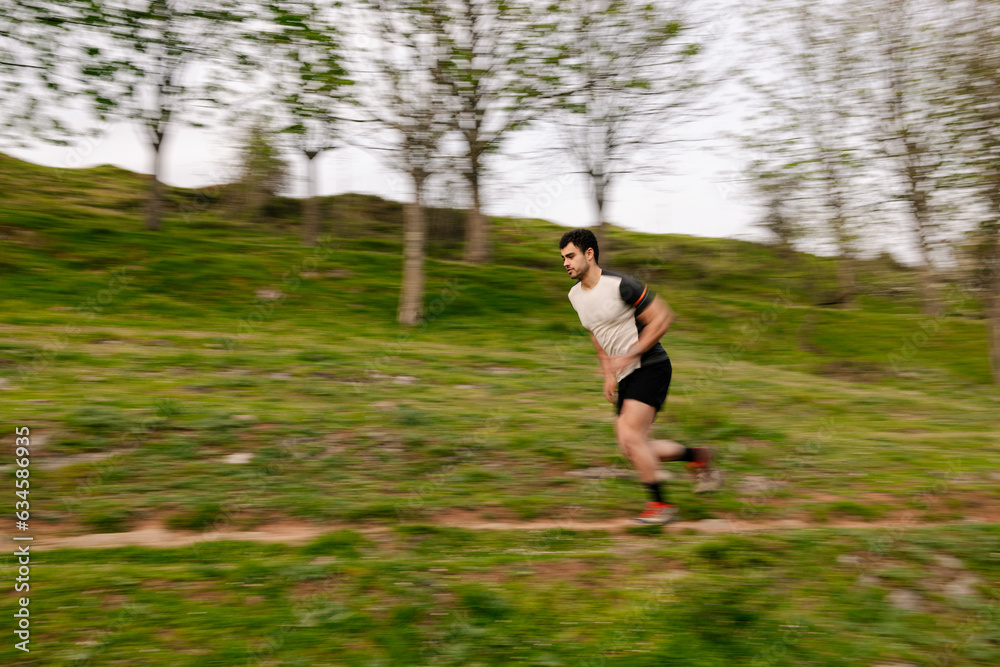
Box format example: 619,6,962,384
154,398,183,420
300,530,366,558
695,535,781,568
460,586,512,621
228,119,291,222
5,522,1000,664
166,501,226,531
66,405,132,434
80,503,134,533
675,577,771,647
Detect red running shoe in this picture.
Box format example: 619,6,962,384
632,501,678,525
687,447,724,493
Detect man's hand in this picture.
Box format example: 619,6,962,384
603,374,617,403
609,352,640,380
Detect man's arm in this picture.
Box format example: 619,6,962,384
628,295,674,357
589,332,612,373
609,296,674,377
590,332,617,403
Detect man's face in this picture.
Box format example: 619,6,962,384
560,242,591,281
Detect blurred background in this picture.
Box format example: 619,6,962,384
2,0,999,665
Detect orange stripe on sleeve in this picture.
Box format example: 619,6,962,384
633,285,648,307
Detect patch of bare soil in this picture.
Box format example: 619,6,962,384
31,513,1000,550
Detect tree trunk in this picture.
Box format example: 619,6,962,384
398,180,426,326
833,254,855,305
985,227,1000,385
918,262,941,317
987,282,1000,385
830,211,855,306
821,153,855,305
463,173,489,263
910,184,942,317
146,143,164,232
592,174,609,263
302,150,320,247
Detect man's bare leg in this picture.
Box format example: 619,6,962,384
614,399,660,483
616,399,679,524
629,410,721,492
648,438,686,462
623,400,687,462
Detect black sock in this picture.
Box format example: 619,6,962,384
643,481,668,504
680,447,698,462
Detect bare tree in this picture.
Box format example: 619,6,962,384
942,0,1000,382
425,0,543,263
745,159,805,258
263,0,354,247
743,0,874,304
856,0,950,316
52,0,258,231
362,0,451,325
546,0,706,256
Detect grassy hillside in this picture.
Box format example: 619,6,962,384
1,154,999,666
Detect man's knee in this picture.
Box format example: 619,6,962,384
616,425,643,455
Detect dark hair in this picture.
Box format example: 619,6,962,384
559,228,599,264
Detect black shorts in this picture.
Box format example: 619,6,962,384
616,359,672,415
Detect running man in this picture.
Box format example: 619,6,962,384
559,229,721,525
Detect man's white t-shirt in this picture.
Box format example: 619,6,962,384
568,270,669,382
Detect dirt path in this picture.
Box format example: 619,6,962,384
27,515,997,550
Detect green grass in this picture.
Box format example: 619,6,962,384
1,152,999,664
3,526,998,665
